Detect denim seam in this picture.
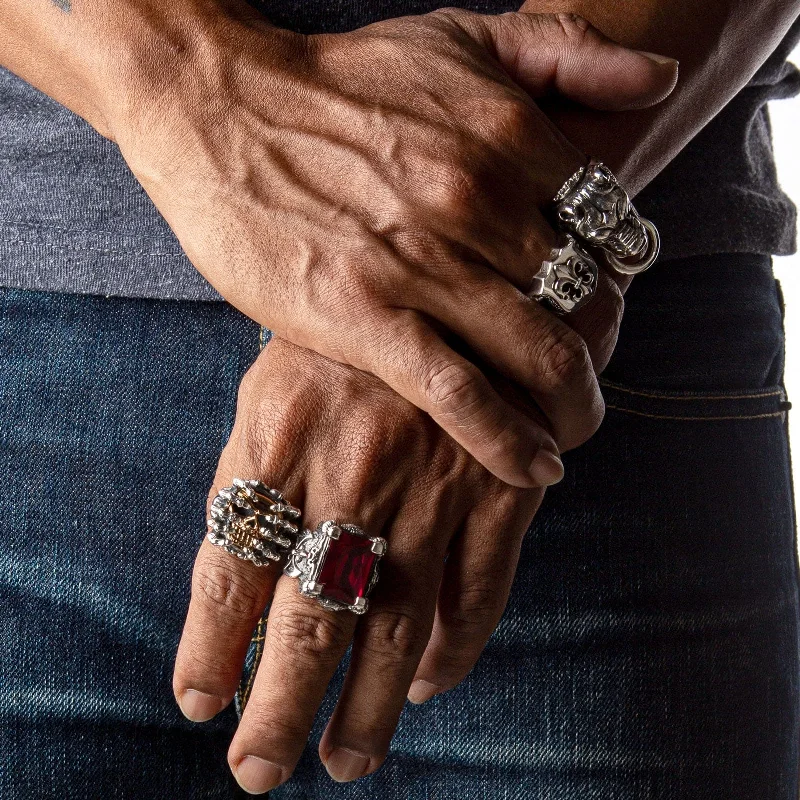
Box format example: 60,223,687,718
605,404,786,421
599,379,784,401
237,616,266,713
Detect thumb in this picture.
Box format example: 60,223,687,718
469,12,678,111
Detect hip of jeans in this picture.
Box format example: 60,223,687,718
604,252,786,395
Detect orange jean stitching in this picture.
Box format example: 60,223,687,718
600,379,783,402
605,404,785,422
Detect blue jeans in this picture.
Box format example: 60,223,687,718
1,253,797,798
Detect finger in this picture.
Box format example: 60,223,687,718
228,574,358,794
438,194,625,372
566,267,625,373
361,310,566,489
471,11,679,111
414,267,605,452
451,209,626,375
318,501,454,781
174,538,280,722
227,486,392,793
173,416,302,724
408,486,543,704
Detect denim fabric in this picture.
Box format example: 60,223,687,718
0,253,798,798
0,293,260,798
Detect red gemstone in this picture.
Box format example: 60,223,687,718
318,529,378,606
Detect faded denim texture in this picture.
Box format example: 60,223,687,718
0,253,798,798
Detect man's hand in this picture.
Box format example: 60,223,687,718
173,336,546,792
95,4,674,488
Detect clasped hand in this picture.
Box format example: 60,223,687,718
117,4,676,485
151,3,678,792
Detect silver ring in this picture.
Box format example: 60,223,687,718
553,160,660,275
206,478,301,566
284,520,386,614
604,217,660,275
528,234,598,314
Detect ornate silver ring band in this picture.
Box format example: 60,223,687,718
206,478,301,567
528,234,598,314
554,160,660,275
284,520,387,614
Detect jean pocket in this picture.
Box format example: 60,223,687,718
599,378,791,421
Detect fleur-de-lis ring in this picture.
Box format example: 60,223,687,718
528,234,599,314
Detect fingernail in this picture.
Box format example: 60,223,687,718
324,747,371,783
178,689,224,722
407,679,441,705
529,449,564,486
234,756,285,794
636,50,679,67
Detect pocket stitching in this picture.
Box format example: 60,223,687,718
599,378,784,402
605,404,786,422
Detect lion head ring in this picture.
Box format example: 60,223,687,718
554,160,660,276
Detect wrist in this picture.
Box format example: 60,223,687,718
81,1,300,144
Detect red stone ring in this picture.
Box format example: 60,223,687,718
283,521,387,614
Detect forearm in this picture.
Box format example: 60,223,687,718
0,0,275,140
526,0,800,193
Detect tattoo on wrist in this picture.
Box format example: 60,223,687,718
51,0,71,11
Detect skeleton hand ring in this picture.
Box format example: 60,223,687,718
206,478,301,566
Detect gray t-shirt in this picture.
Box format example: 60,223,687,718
0,4,798,301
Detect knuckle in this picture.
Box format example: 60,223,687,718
237,390,312,477
552,12,592,42
240,403,274,458
270,605,351,661
248,714,309,747
308,237,386,315
335,256,380,304
491,99,532,144
462,96,533,153
445,581,503,634
425,441,473,487
177,645,228,679
192,557,266,620
361,608,427,660
238,413,281,479
431,163,483,220
535,324,592,392
421,359,486,420
433,6,466,18
430,7,472,30
237,362,259,398
227,719,305,769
